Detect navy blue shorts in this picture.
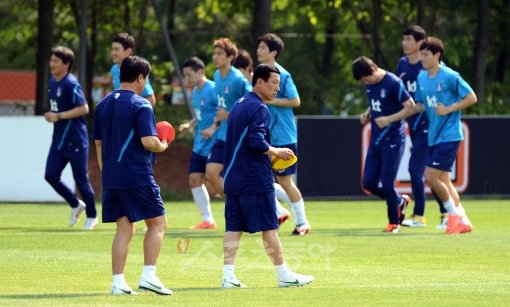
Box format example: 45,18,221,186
102,183,165,223
207,139,225,164
273,143,298,176
225,191,278,234
426,141,460,172
189,152,208,174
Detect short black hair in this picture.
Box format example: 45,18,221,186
420,37,445,61
352,56,377,81
403,25,426,41
51,46,75,72
120,56,151,83
252,64,280,87
112,32,135,50
182,56,205,72
257,33,284,59
233,49,253,71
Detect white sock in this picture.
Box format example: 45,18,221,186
275,263,291,278
274,183,291,205
442,197,459,216
456,204,471,224
275,197,287,217
291,198,307,226
142,265,156,279
223,264,235,280
113,274,127,286
191,185,214,223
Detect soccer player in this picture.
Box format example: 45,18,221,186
233,48,254,83
353,56,415,233
201,37,252,198
94,56,172,295
256,33,310,235
110,32,156,106
222,64,314,288
397,25,448,229
234,46,292,224
44,46,97,230
179,57,218,230
413,37,477,234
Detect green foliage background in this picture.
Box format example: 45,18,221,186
1,0,509,126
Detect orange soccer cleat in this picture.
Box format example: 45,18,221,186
189,221,217,230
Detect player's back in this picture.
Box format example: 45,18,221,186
94,90,156,188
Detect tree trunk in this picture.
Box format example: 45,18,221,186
417,0,426,27
473,0,489,103
35,0,54,115
250,0,271,57
371,0,384,66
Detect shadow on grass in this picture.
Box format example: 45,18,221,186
316,228,440,237
0,293,107,299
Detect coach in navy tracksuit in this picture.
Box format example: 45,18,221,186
353,56,415,233
221,64,314,288
44,46,97,229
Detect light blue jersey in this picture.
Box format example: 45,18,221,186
110,64,154,97
192,79,217,156
415,66,474,146
267,63,299,146
213,67,252,141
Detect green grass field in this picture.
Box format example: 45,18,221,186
0,199,509,306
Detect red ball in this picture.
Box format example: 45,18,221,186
156,121,176,143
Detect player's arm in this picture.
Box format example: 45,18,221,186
375,98,416,128
266,97,300,108
95,140,103,171
141,136,169,153
179,118,196,132
435,92,477,116
44,103,89,123
360,107,371,125
143,93,157,107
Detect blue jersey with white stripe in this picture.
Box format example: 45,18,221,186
192,79,217,156
213,67,252,141
365,71,411,145
224,92,273,195
93,90,157,188
415,66,474,146
396,57,429,138
48,73,88,151
110,64,154,97
267,63,299,145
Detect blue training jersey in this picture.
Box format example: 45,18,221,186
192,79,217,156
365,71,411,145
267,63,299,146
110,64,154,97
48,73,89,151
415,66,474,146
93,90,158,188
396,56,429,138
213,67,252,141
223,92,274,195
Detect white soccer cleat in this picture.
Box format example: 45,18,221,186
138,276,173,295
111,284,137,295
69,200,86,227
401,215,426,228
221,277,247,289
277,271,314,288
436,214,449,230
83,217,99,230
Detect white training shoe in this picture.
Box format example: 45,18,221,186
83,217,99,230
138,276,173,295
69,200,86,227
111,284,137,295
436,214,449,230
401,215,426,228
221,277,247,289
277,271,314,288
